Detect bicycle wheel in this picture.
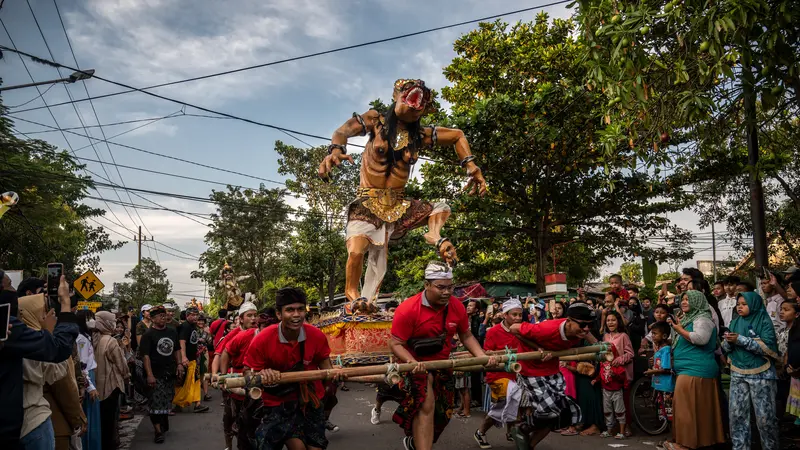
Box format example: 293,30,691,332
630,376,669,435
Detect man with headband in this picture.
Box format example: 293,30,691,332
139,306,183,443
213,301,258,450
244,287,339,450
474,298,530,449
390,262,497,450
509,302,597,449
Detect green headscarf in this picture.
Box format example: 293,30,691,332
680,290,712,327
728,291,779,374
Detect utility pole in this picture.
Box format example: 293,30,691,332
712,222,717,283
133,226,154,267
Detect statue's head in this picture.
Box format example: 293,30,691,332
392,79,431,121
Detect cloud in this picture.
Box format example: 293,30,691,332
63,0,350,105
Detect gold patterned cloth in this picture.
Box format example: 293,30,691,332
356,187,411,223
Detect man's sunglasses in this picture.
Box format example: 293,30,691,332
431,284,454,291
569,318,593,329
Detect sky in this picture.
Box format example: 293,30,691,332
0,0,737,303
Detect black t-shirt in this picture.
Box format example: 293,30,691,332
179,321,199,362
139,326,178,378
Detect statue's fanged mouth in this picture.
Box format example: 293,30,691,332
402,87,426,111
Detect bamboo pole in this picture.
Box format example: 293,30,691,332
347,375,387,383
559,352,612,362
223,344,607,388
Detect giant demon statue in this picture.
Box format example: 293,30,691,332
318,79,487,302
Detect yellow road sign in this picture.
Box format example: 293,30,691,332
77,301,103,312
73,270,105,300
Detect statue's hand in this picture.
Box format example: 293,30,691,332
464,167,487,197
318,152,354,181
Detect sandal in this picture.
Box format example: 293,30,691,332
561,429,579,436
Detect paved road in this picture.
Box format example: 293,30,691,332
129,386,664,450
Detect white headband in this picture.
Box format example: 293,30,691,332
425,262,453,281
502,299,523,313
238,301,257,316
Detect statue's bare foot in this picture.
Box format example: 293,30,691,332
436,237,458,267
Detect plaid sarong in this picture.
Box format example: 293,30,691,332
392,370,455,443
517,373,581,426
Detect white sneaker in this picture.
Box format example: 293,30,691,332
370,407,381,425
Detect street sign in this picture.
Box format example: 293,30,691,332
76,301,103,312
73,270,105,300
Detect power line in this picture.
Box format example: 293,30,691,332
9,114,291,187
9,0,572,115
23,1,147,247
0,18,135,239
18,112,186,135
85,216,198,261
49,0,161,264
5,82,55,108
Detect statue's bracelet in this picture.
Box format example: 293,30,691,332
466,166,481,177
328,143,347,155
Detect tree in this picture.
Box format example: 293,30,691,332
191,185,292,301
115,257,172,310
275,142,360,305
619,261,643,284
0,102,123,277
574,0,800,267
657,271,680,281
416,15,694,289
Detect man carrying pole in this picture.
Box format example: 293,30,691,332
474,298,530,449
390,262,497,450
243,288,340,450
509,302,597,449
215,302,258,450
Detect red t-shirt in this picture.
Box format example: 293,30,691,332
215,327,242,356
226,328,258,372
519,319,582,377
391,292,469,361
224,328,258,401
483,323,536,381
243,323,331,407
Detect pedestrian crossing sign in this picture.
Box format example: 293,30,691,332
74,270,104,300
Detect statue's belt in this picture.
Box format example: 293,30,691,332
355,187,411,223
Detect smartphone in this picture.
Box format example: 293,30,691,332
486,304,494,316
0,303,10,341
46,263,63,311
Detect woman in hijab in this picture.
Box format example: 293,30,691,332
664,290,725,450
722,292,780,450
92,311,130,450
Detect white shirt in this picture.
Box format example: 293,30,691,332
76,334,97,392
765,294,786,333
719,295,737,326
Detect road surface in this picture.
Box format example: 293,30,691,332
128,385,664,450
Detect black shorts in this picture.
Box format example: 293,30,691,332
254,401,327,450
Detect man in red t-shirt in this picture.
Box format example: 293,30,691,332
243,287,339,450
509,302,597,449
212,302,257,450
390,262,497,450
474,298,529,449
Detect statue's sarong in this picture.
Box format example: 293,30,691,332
346,187,449,301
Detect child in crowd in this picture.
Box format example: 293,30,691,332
641,304,672,354
592,341,629,439
778,301,799,419
596,311,633,439
644,322,674,423
782,302,800,425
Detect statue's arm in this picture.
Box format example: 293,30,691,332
423,126,486,196
319,110,380,179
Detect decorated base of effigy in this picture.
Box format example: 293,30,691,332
313,311,392,365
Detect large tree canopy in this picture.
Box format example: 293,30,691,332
414,15,693,288
115,257,172,310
